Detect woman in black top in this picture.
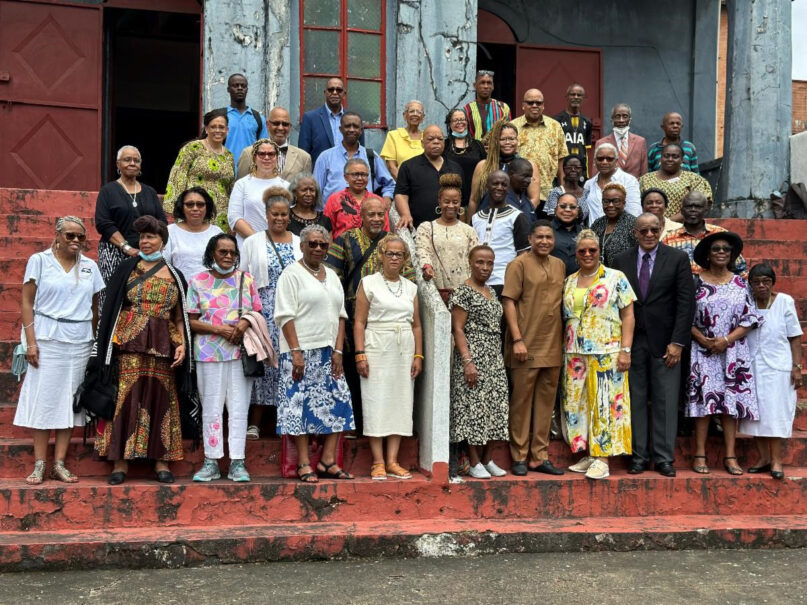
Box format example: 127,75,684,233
442,108,486,209
287,172,332,236
95,145,167,293
590,183,637,267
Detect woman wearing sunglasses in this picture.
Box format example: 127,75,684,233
16,217,105,484
561,229,636,480
353,235,422,480
274,225,355,482
228,138,290,248
163,187,223,281
688,232,761,475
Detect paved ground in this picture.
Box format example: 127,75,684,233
3,549,806,604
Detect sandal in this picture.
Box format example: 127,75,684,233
50,461,78,483
317,461,354,480
296,463,318,483
723,456,743,475
26,459,46,485
692,455,710,474
370,462,387,481
386,462,412,479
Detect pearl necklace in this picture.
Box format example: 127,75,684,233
580,264,600,278
301,259,326,283
383,275,403,298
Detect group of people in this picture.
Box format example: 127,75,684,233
13,70,803,488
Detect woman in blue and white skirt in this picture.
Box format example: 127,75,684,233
15,216,105,484
274,224,355,483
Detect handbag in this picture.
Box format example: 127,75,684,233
429,221,454,306
238,271,265,378
73,358,118,421
11,343,27,381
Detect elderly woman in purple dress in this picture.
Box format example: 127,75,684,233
688,232,761,476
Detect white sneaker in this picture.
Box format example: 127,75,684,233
568,456,595,473
585,459,610,480
484,460,507,477
469,462,492,479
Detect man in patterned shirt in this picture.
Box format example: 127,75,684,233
647,112,699,173
661,191,747,276
511,89,567,203
463,70,511,141
554,83,593,176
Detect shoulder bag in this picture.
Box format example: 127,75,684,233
238,271,265,377
429,221,453,306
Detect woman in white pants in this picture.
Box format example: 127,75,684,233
187,233,262,482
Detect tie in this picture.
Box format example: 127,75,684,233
619,135,629,168
639,252,651,299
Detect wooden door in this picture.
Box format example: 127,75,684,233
0,1,102,190
515,45,603,166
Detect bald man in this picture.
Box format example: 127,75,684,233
511,89,568,202
647,112,699,173
394,124,463,229
237,107,312,179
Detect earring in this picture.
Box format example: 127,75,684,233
117,168,121,176
435,206,442,216
459,207,466,217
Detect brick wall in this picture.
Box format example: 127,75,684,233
794,81,807,134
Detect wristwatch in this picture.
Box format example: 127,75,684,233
620,347,631,353
122,243,132,252
795,363,804,370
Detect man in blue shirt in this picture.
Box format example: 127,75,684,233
314,112,395,206
299,77,364,166
223,73,268,160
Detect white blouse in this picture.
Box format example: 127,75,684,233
24,249,105,343
274,262,347,353
227,175,290,248
164,223,223,281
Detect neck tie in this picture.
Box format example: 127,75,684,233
639,252,651,299
619,135,629,168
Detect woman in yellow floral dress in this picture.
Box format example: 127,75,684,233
92,216,197,485
165,109,235,230
561,229,636,480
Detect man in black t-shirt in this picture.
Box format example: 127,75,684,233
554,83,593,177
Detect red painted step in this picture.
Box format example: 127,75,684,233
0,237,100,261
0,189,97,217
710,218,807,241
1,470,805,533
2,513,807,571
0,214,97,238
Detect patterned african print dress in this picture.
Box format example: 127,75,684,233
687,275,761,419
94,268,185,461
448,285,509,446
561,265,636,457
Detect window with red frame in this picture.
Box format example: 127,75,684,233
300,0,386,127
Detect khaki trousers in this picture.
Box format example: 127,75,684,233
509,366,561,463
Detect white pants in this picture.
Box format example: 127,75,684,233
197,360,254,460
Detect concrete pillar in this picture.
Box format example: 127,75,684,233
717,0,792,217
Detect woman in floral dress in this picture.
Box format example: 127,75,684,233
688,232,761,475
165,109,235,230
561,229,636,480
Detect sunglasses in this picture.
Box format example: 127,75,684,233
711,245,733,253
524,100,544,106
596,156,617,162
577,248,598,256
307,241,329,249
256,151,277,158
476,70,494,77
637,227,660,235
602,198,623,206
558,204,578,210
216,249,238,257
384,251,404,259
326,87,344,93
183,201,206,208
269,120,291,127
63,232,86,242
346,172,369,178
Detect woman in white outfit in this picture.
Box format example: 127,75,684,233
353,235,423,480
740,263,803,480
163,187,223,281
15,216,105,484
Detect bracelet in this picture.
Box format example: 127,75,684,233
28,343,38,349
333,349,343,355
290,347,302,352
413,354,424,360
512,338,523,344
23,321,34,329
355,354,367,362
462,358,472,366
723,336,730,345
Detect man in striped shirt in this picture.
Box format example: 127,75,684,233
463,70,511,141
647,112,699,173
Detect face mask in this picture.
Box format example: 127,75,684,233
613,125,630,137
139,250,162,262
451,130,468,138
212,262,235,275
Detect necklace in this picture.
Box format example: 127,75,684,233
383,275,403,298
119,179,138,208
760,295,773,309
580,264,600,278
301,259,326,283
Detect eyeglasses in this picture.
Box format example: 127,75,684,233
63,232,86,241
183,201,206,208
256,151,277,159
499,136,518,142
384,251,404,259
269,120,291,127
596,156,617,162
524,100,544,106
326,86,344,93
216,249,238,257
307,241,329,249
450,117,467,123
602,198,623,206
637,227,660,235
558,204,578,210
577,248,598,256
750,278,773,286
345,172,369,178
711,245,733,253
119,157,142,164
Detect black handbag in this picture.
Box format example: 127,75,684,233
73,358,118,421
238,272,265,378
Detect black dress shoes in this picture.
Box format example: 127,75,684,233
156,470,175,484
511,461,528,476
748,463,771,474
627,460,648,475
771,469,785,480
108,471,126,485
530,460,564,475
655,462,676,477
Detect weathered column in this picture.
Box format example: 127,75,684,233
718,0,792,217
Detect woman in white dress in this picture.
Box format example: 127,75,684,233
163,187,223,281
740,263,803,480
15,217,105,484
353,235,423,480
228,139,290,248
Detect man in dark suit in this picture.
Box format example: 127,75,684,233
298,77,364,166
613,213,694,477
